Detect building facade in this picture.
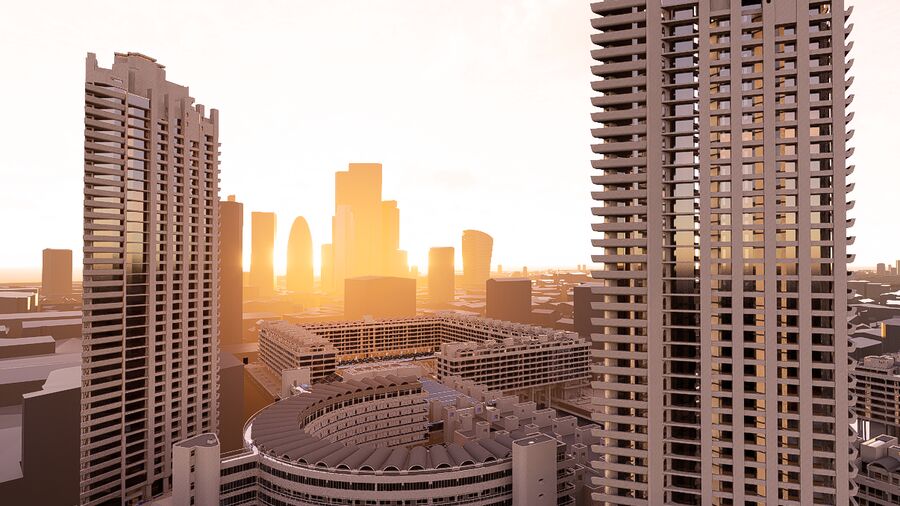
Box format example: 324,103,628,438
462,230,493,290
249,211,276,296
41,248,73,298
855,435,900,506
172,375,599,506
286,216,313,293
428,246,455,303
220,195,243,346
81,52,219,504
436,334,590,393
589,1,855,504
854,354,900,440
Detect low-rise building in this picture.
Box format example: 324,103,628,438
436,332,590,395
854,354,900,439
169,374,600,506
856,434,900,505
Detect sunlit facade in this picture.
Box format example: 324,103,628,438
81,52,219,504
589,1,855,504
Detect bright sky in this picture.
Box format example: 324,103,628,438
0,0,896,282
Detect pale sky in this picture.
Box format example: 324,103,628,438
0,0,896,282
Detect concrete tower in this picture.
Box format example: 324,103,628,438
286,217,313,293
428,247,455,304
589,1,855,504
81,52,219,504
462,230,493,290
250,212,276,296
41,248,72,299
219,196,243,346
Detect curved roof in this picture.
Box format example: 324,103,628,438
248,376,514,473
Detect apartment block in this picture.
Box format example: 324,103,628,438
436,333,590,393
589,1,855,504
854,354,900,439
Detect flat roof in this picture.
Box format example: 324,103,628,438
0,311,81,322
0,353,80,385
21,318,81,328
0,336,55,347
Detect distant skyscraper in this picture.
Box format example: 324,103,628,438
250,212,276,296
41,248,72,298
589,1,854,504
381,200,405,276
462,230,492,289
220,195,243,346
485,278,531,323
428,247,455,303
81,52,219,504
286,216,313,292
321,243,334,292
328,163,407,290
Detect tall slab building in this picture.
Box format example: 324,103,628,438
428,247,455,303
81,52,219,504
588,1,855,504
220,195,243,345
286,216,313,292
327,163,408,291
42,248,73,298
462,229,493,290
249,211,276,296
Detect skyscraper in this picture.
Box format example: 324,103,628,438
328,163,407,290
81,52,219,504
249,211,276,296
220,195,243,346
428,247,455,303
321,243,334,292
461,229,493,289
286,216,313,292
589,1,854,504
41,248,72,298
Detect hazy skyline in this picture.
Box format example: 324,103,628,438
0,0,896,281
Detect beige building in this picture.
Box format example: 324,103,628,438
428,246,455,304
589,1,855,504
856,435,900,505
81,52,219,504
436,333,590,396
41,248,72,299
854,354,900,439
257,320,337,384
286,216,314,293
249,211,276,296
462,229,493,290
220,196,244,346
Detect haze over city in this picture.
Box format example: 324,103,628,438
1,0,898,282
3,1,900,505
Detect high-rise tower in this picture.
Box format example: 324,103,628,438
589,1,855,504
286,216,313,292
42,248,73,299
220,195,243,345
81,52,219,504
249,212,276,296
428,247,455,303
462,230,493,290
327,163,407,291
